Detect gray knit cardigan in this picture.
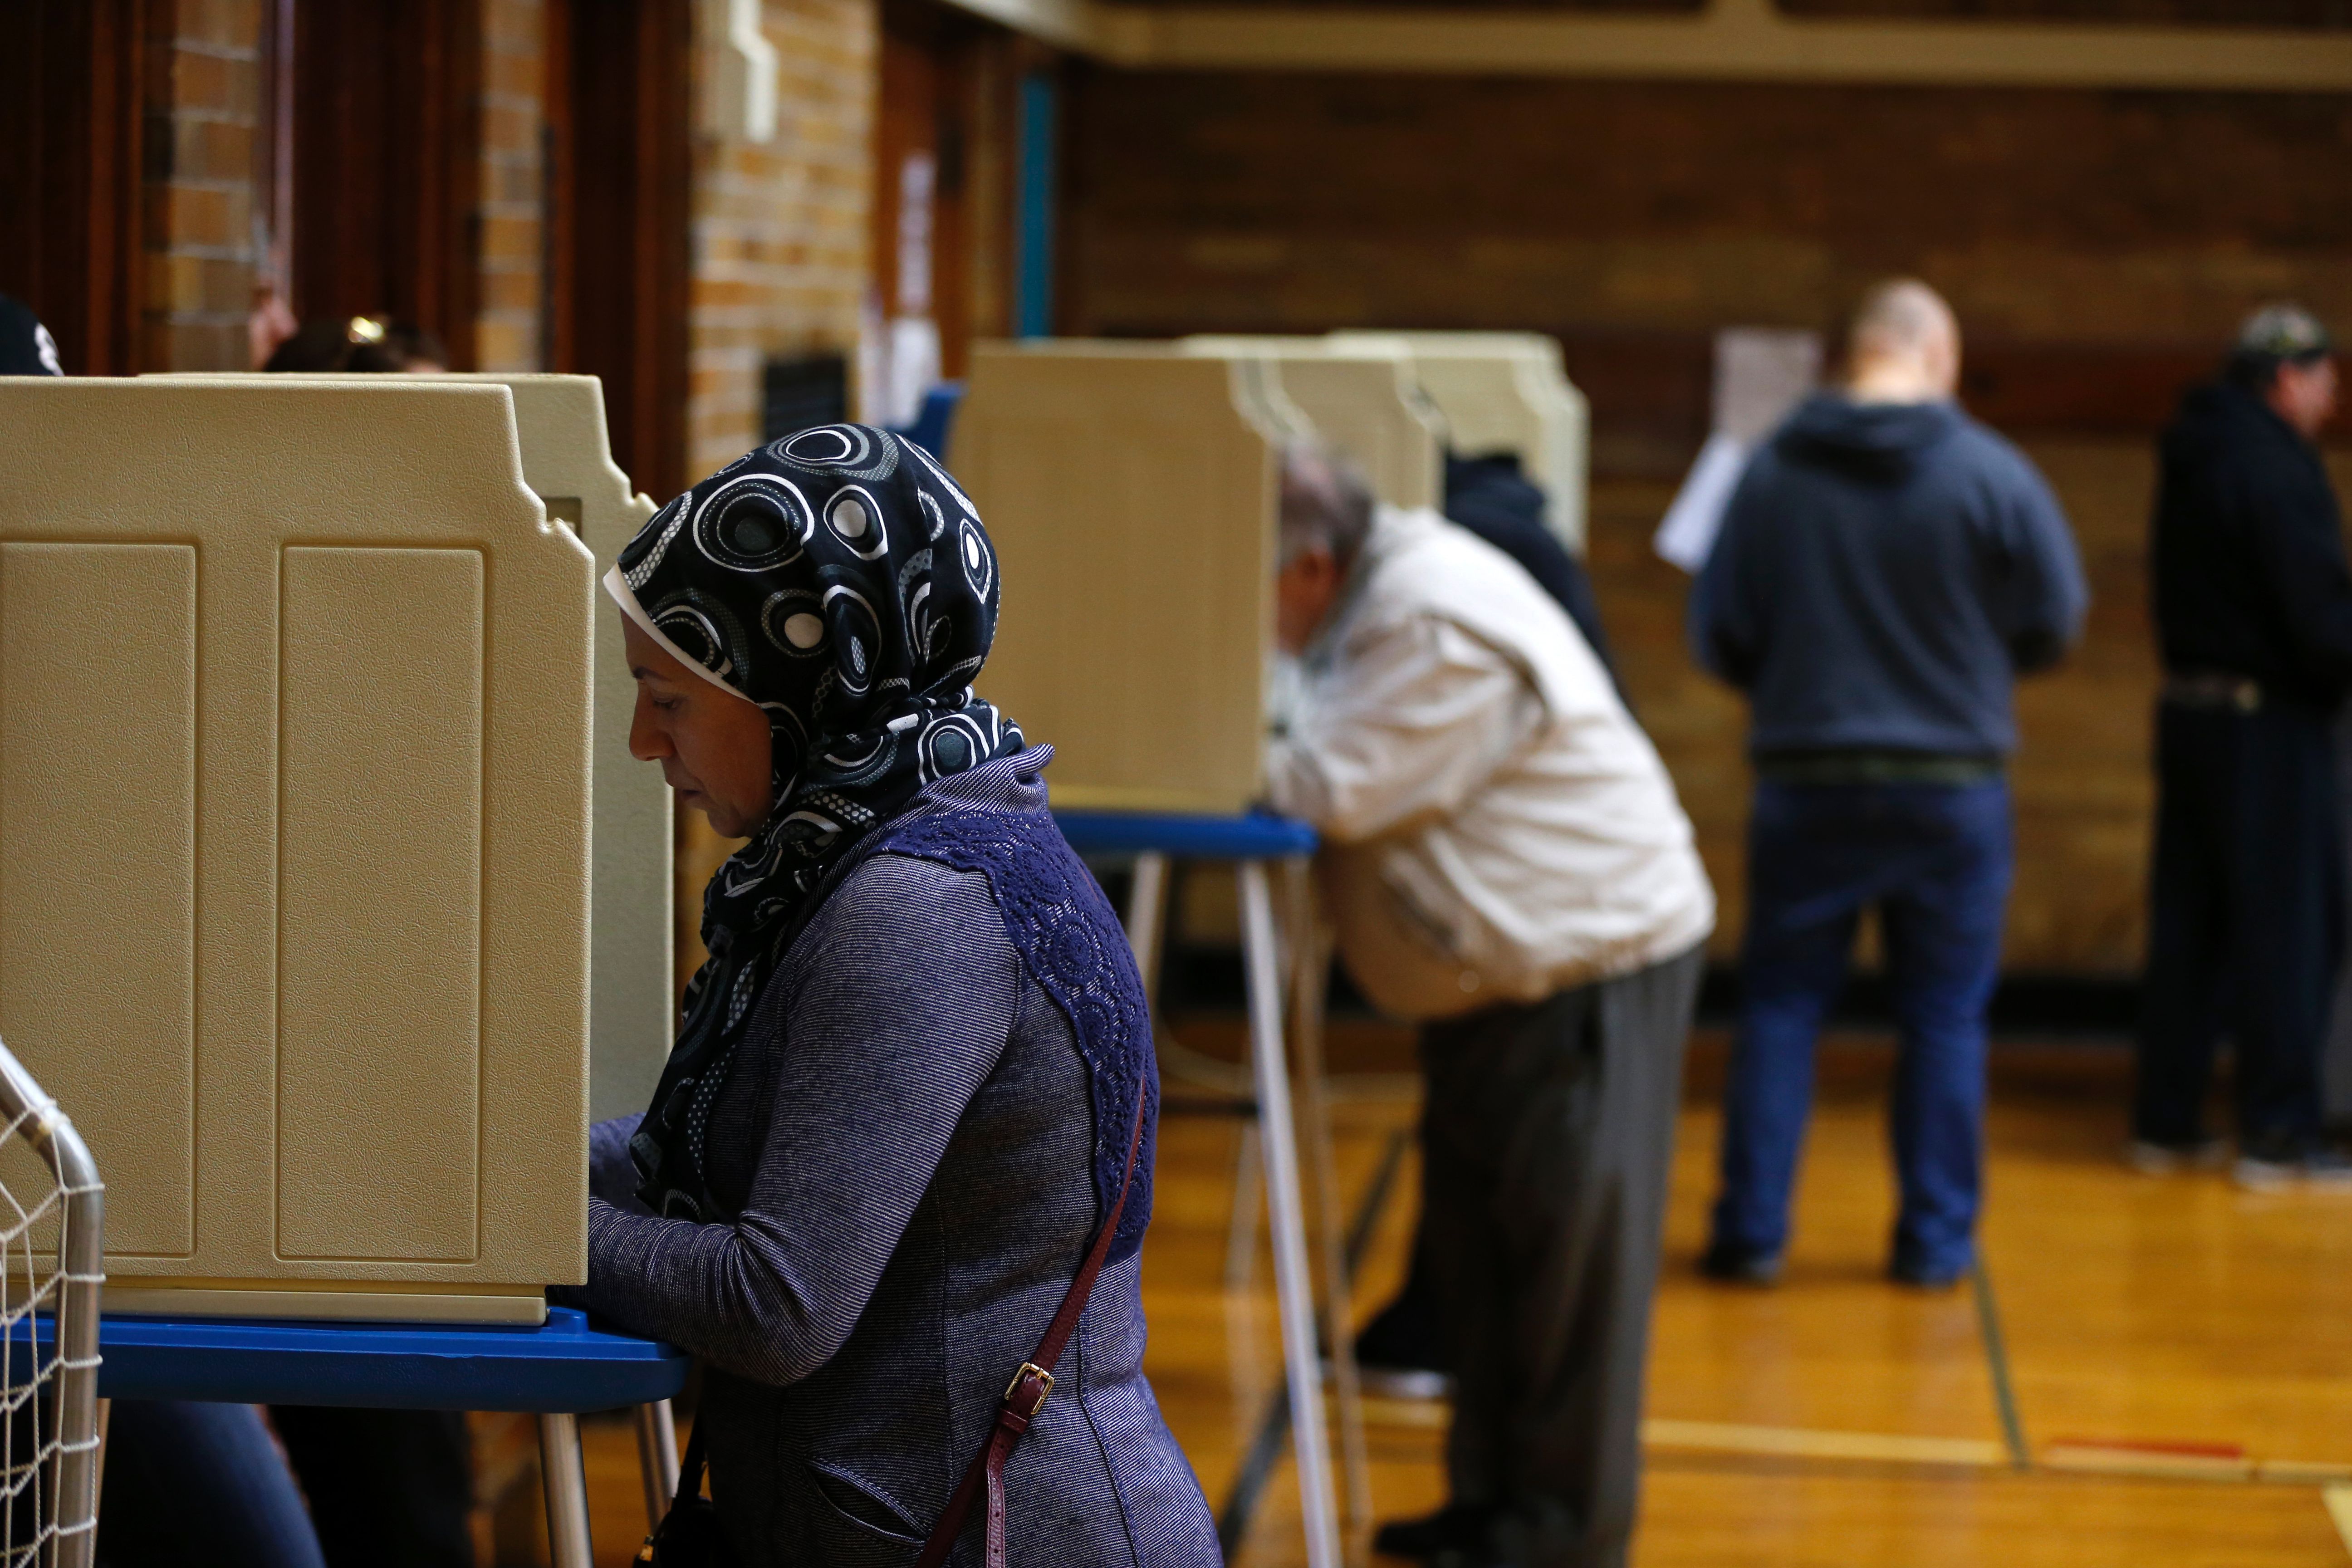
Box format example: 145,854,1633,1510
570,759,1221,1568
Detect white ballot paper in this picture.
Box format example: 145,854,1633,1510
1654,327,1822,573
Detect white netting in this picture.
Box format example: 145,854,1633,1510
0,1091,101,1568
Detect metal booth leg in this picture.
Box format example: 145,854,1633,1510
1284,857,1373,1538
1237,859,1343,1568
537,1411,594,1568
1122,851,1171,987
1125,850,1266,1288
634,1399,681,1531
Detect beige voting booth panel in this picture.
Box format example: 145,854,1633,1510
953,344,1277,815
149,372,672,1123
1328,330,1590,551
455,377,668,1122
1179,338,1443,511
0,378,593,1323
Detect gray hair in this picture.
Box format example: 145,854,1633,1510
1278,442,1375,569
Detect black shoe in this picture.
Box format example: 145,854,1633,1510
2234,1133,2352,1191
1372,1504,1495,1563
2126,1137,2226,1175
1356,1285,1450,1372
1354,1281,1453,1398
1698,1240,1782,1286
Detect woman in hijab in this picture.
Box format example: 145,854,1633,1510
572,426,1220,1568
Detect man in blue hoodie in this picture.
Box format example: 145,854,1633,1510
1692,279,2087,1288
2136,304,2352,1189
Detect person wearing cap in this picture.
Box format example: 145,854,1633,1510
2136,303,2352,1187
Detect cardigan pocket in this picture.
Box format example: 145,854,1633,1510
806,1457,927,1563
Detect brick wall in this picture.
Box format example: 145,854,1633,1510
477,0,544,372
143,0,265,370
686,0,877,479
1064,74,2352,358
672,0,879,988
1065,72,2352,976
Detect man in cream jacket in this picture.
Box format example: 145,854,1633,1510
1266,447,1711,1568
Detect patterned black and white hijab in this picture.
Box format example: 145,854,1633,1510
605,424,1025,1220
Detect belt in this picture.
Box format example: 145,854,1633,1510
1755,750,2003,786
2162,672,2263,713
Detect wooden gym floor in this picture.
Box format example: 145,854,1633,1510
490,1023,2352,1567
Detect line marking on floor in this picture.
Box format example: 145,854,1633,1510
2323,1484,2352,1556
1353,1400,2352,1491
2042,1442,2253,1481
1645,1419,2008,1468
1971,1258,2032,1470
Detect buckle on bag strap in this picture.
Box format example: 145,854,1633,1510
1003,1362,1054,1419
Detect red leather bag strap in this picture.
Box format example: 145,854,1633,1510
914,1092,1149,1568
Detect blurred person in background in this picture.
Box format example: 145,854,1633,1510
1268,446,1712,1568
2135,304,2352,1189
0,294,63,375
1351,449,1632,1396
263,314,448,373
1442,451,1625,702
1692,279,2087,1290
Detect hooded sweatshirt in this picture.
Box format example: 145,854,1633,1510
2152,380,2352,711
1692,392,2087,759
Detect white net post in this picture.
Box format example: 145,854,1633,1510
0,1038,103,1568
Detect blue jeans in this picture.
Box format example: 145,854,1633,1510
97,1401,326,1568
96,1402,475,1568
1709,778,2013,1276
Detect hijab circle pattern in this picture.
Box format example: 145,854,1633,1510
607,424,1024,1220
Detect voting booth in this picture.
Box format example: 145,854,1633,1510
952,342,1283,815
1328,329,1590,550
437,377,666,1121
1178,336,1445,511
953,342,1357,1568
0,377,594,1323
149,372,672,1122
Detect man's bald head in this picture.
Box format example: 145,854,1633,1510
1846,279,1961,403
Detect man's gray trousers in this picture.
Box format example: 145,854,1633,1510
1418,944,1703,1568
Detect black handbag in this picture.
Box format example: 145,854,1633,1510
637,1421,736,1568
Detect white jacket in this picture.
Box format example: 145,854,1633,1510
1266,506,1714,1020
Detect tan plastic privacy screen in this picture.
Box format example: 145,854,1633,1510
459,377,669,1123
0,378,593,1321
1179,338,1444,512
146,372,671,1124
953,345,1276,816
1326,331,1590,551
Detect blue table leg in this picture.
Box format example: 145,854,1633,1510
1238,858,1342,1568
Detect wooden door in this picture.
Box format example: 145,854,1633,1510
0,0,143,375
876,0,1023,389
545,0,693,502
289,0,483,365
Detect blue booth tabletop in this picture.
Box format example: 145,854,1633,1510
41,1306,687,1413
1052,810,1316,860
